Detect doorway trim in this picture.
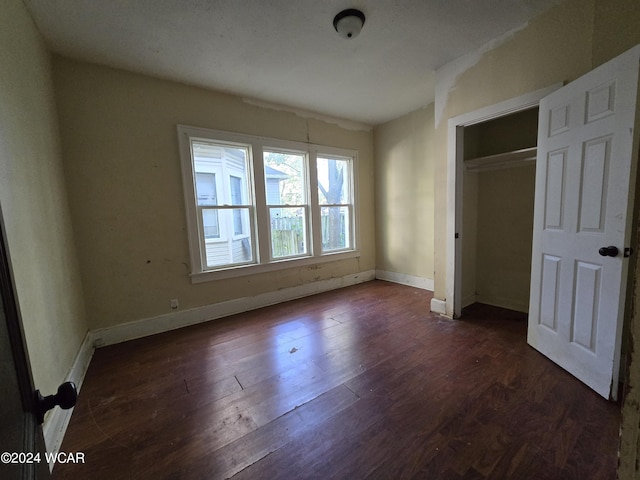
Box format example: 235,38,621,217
442,83,562,318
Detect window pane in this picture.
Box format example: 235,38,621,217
317,157,350,205
264,151,308,259
231,207,250,237
191,139,254,270
195,173,217,206
230,176,243,204
321,206,350,251
230,176,244,234
270,207,307,258
264,151,306,206
203,209,254,267
230,208,253,261
233,210,243,235
202,208,219,239
193,141,251,205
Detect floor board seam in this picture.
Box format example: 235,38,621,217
343,382,361,399
227,449,276,479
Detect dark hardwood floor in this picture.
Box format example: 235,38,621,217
52,280,621,479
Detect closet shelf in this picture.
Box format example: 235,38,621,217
464,146,537,172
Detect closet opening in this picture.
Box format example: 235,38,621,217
441,83,560,319
460,107,539,318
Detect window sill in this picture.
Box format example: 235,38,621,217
189,250,361,284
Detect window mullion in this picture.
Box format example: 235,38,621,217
308,150,322,256
252,143,270,264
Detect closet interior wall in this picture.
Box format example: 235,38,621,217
462,108,539,313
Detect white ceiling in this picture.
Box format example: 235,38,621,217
24,0,563,126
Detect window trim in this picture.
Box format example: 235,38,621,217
177,125,360,283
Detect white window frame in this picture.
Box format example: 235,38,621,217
177,125,360,283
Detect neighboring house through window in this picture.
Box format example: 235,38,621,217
230,175,245,236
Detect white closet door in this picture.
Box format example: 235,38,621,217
528,45,640,400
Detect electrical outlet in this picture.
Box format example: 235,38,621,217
170,298,179,310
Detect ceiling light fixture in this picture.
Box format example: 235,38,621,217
333,9,366,39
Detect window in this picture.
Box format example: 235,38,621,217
188,138,254,269
317,156,353,252
264,150,308,259
178,125,358,282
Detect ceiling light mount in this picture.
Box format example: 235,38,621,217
333,8,365,39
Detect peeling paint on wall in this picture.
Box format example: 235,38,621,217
434,23,529,128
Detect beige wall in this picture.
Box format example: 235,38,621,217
461,164,535,315
374,105,435,282
475,165,535,312
592,0,640,67
0,1,87,398
52,57,375,330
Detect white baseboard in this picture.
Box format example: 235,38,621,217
91,270,376,347
373,271,446,316
43,331,94,471
430,297,447,315
375,270,434,291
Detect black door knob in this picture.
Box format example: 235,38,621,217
34,381,77,424
599,245,619,257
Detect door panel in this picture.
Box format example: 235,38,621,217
543,150,567,230
539,254,561,331
578,136,610,232
529,45,640,400
572,260,600,352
